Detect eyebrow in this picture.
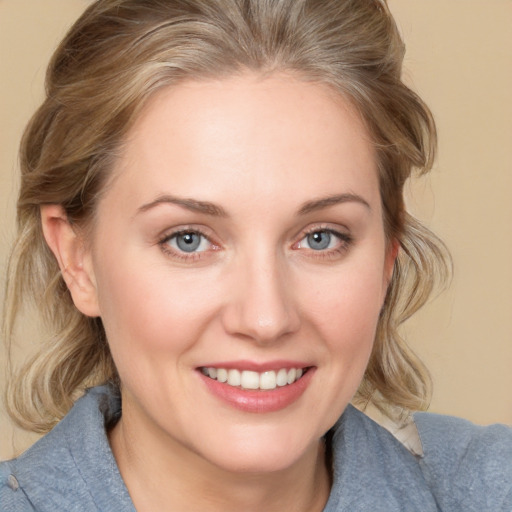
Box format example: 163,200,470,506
298,193,371,215
137,192,370,218
137,194,227,217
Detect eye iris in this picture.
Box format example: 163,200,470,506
307,231,331,250
176,232,201,252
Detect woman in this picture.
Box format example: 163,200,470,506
1,0,511,510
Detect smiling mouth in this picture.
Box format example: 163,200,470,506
200,367,309,391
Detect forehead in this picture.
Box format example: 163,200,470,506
106,73,379,213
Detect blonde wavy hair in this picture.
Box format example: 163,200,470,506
4,0,450,433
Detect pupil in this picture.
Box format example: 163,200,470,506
308,231,330,250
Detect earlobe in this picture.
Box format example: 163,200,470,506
379,238,399,311
40,205,100,317
383,238,400,289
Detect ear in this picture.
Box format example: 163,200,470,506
41,205,100,317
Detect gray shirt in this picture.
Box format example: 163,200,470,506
2,386,511,511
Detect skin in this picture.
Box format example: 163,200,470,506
42,73,396,512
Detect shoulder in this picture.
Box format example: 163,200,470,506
414,410,512,511
1,400,94,512
325,405,440,511
0,461,33,512
0,386,133,512
326,405,512,512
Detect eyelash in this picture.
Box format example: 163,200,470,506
157,226,353,262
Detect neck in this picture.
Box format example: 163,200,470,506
109,410,331,512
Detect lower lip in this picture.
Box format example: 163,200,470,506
199,368,315,413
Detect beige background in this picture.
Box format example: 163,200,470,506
1,0,511,459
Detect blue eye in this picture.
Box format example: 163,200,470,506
296,229,351,253
167,231,210,253
306,231,333,250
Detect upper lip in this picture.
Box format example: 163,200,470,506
197,360,312,372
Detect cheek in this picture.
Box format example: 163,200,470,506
93,253,221,361
301,261,386,352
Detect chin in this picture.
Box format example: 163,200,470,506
210,451,305,475
197,428,321,475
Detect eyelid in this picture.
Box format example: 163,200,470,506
294,223,352,242
157,224,216,243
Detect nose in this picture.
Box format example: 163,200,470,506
221,251,300,344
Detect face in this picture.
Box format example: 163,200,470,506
82,74,395,474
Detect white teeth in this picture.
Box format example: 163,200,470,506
227,369,241,386
203,366,306,390
241,371,260,389
287,368,297,385
276,368,288,387
260,371,277,390
217,368,228,383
